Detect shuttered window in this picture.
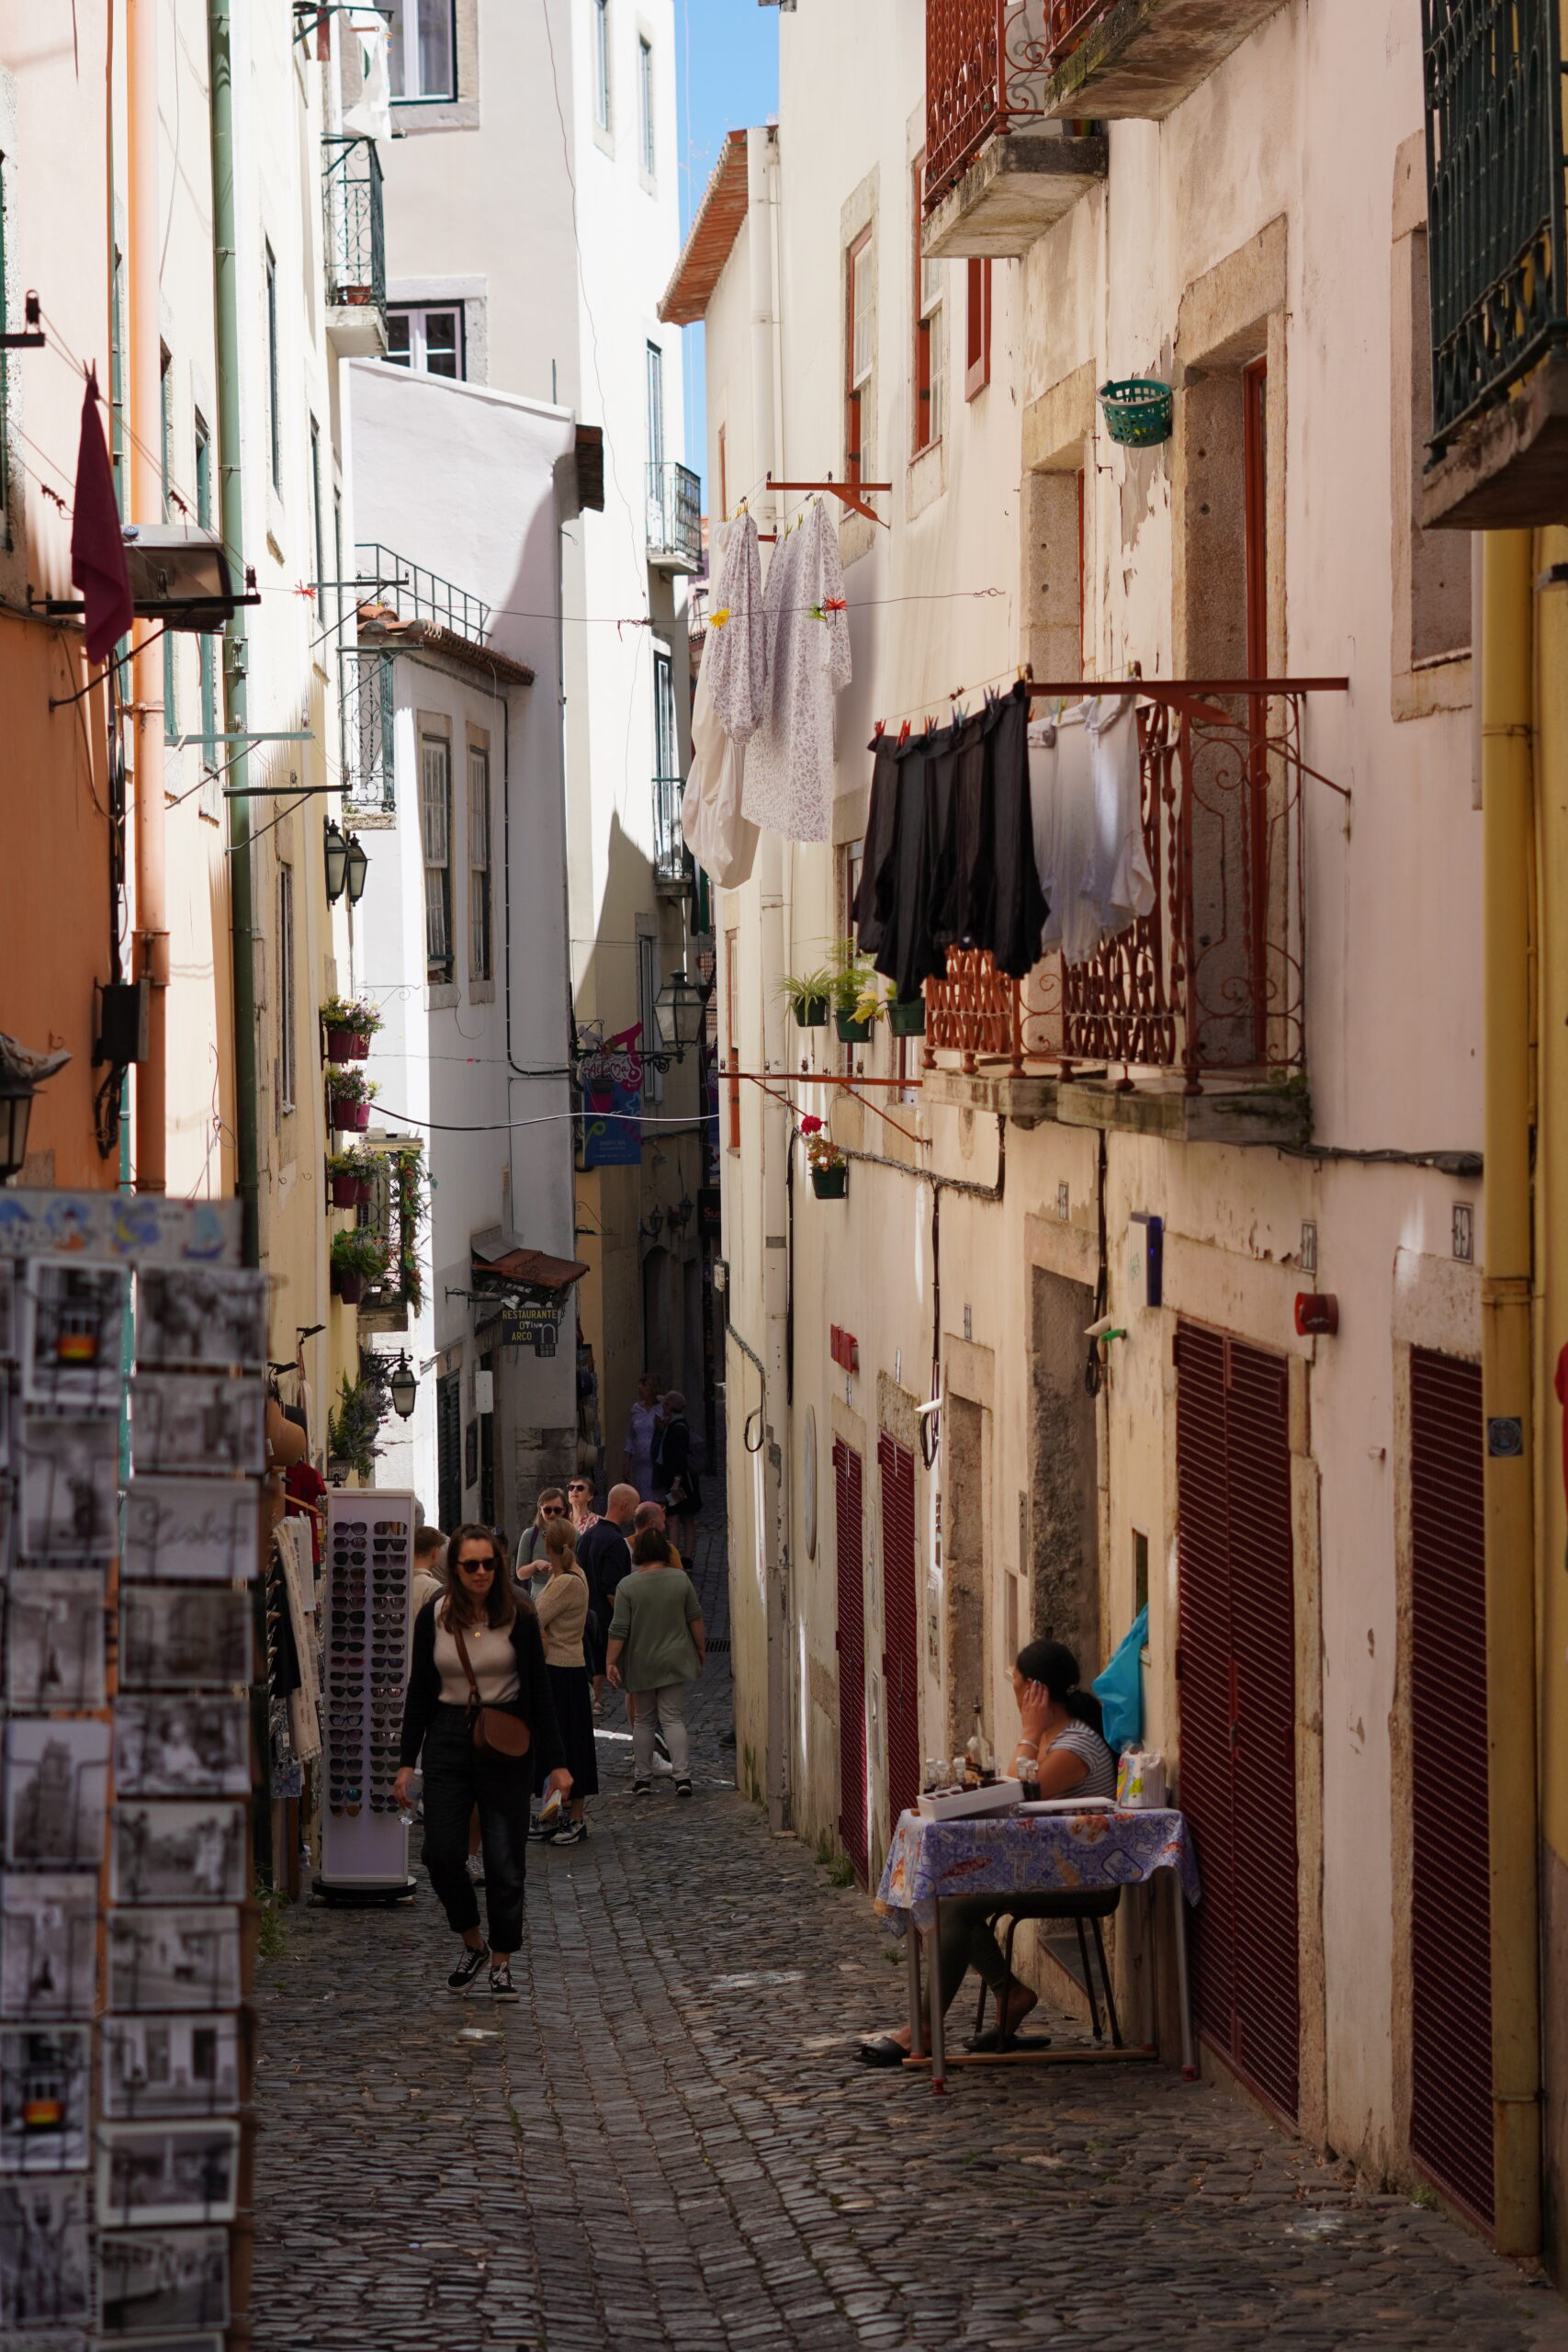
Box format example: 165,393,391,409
834,1439,868,1884
468,741,491,983
1409,1347,1493,2230
1176,1322,1301,2120
420,732,452,980
878,1433,920,1833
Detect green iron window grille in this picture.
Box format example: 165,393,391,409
1423,0,1568,447
341,649,395,814
322,133,386,317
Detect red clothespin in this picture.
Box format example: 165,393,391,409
873,718,886,740
898,720,911,746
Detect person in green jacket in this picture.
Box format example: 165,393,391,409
605,1529,705,1799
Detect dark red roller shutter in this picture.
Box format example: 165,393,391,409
878,1432,920,1835
1177,1322,1300,2120
833,1439,868,1885
1409,1347,1493,2232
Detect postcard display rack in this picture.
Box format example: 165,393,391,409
316,1488,416,1901
0,1190,263,2352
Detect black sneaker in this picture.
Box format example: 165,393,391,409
489,1960,519,2001
632,1778,652,1797
446,1945,488,1994
675,1779,693,1800
551,1819,586,1846
528,1818,558,1843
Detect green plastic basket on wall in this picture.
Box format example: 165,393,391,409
1099,377,1174,447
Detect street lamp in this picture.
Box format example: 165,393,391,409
323,820,350,904
653,969,705,1059
0,1075,35,1184
389,1351,418,1419
344,833,369,905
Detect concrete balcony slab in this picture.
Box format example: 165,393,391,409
1420,353,1568,531
1043,0,1291,121
922,1068,1061,1125
1055,1075,1310,1147
922,132,1108,262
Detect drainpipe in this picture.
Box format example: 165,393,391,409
1480,526,1541,2256
127,1,167,1192
749,124,790,1832
208,0,260,1268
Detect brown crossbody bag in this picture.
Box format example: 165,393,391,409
451,1622,531,1764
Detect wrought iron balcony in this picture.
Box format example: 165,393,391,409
925,688,1324,1100
653,774,691,892
356,544,491,644
322,133,386,353
647,462,703,571
923,2,1105,257
1420,0,1568,526
341,650,395,818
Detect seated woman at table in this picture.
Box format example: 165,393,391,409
856,1640,1117,2066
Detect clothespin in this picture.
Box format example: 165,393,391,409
709,607,731,629
898,720,911,746
873,718,886,740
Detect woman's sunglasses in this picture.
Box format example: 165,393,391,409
457,1556,500,1574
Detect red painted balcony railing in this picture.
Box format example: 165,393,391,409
925,691,1315,1093
925,0,1116,209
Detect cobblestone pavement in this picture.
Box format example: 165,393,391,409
253,1521,1568,2352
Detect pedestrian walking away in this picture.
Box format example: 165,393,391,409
394,1523,569,1999
653,1391,701,1561
578,1482,637,1709
621,1371,661,1502
606,1528,705,1797
531,1516,597,1845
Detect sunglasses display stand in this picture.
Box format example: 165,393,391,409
314,1488,418,1905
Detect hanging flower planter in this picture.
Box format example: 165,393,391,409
321,996,381,1063
779,968,834,1029
330,1094,371,1133
810,1164,848,1200
801,1116,847,1200
888,995,926,1038
331,1265,367,1305
834,1011,872,1045
330,1226,390,1308
326,1067,377,1133
355,1174,374,1206
793,996,829,1028
1099,377,1174,447
329,1170,359,1210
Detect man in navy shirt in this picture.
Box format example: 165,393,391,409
577,1482,637,1710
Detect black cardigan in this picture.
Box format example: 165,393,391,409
398,1598,567,1777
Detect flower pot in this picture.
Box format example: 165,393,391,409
354,1176,374,1207
329,1171,358,1209
810,1165,848,1200
332,1267,367,1305
888,995,926,1037
835,1012,872,1045
349,1029,371,1058
792,996,829,1029
325,1024,356,1062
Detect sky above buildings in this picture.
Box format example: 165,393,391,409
676,0,780,481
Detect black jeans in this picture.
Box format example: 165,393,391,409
420,1703,531,1955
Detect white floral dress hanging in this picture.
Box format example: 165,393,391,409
741,500,852,844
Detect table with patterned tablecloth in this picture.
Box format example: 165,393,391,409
874,1807,1201,2090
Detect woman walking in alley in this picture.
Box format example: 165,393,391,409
514,1487,570,1584
606,1528,705,1798
531,1517,597,1846
567,1475,601,1533
393,1524,569,1998
653,1392,701,1561
856,1639,1117,2064
622,1372,661,1502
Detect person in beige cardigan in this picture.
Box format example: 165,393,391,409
532,1518,597,1844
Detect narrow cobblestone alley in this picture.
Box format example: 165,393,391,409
253,1528,1568,2352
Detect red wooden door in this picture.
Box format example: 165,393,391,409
878,1433,920,1835
1409,1348,1493,2230
1177,1322,1300,2120
833,1438,868,1884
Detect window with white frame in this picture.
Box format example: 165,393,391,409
637,35,655,175
592,0,612,130
420,729,454,981
846,226,874,482
468,738,492,983
647,341,665,472
920,244,945,449
386,303,465,379
277,865,297,1112
384,0,457,101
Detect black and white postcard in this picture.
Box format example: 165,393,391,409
0,1874,98,2018
4,1572,107,1710
112,1802,247,1905
119,1587,252,1693
0,2026,91,2171
122,1476,261,1584
106,1906,243,2013
16,1410,118,1559
114,1696,250,1798
135,1265,268,1372
102,2014,242,2121
97,2120,240,2227
130,1373,265,1478
99,2222,230,2335
0,2175,91,2328
20,1259,128,1411
2,1717,110,1870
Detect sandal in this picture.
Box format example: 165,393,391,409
855,2035,910,2068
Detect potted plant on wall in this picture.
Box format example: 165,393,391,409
777,967,834,1029
325,1148,376,1211
321,995,381,1061
330,1226,390,1306
325,1066,377,1132
887,989,926,1038
800,1116,848,1200
829,940,881,1044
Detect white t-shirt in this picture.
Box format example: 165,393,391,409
1043,1720,1118,1799
434,1609,520,1709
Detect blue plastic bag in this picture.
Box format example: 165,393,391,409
1092,1604,1147,1752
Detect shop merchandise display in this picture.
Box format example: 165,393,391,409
317,1487,417,1896
0,1194,259,2349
